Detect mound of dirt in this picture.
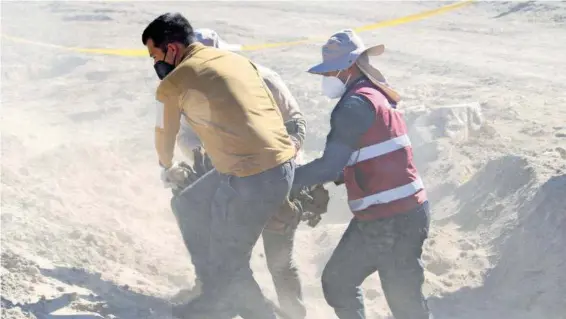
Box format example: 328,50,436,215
430,155,566,319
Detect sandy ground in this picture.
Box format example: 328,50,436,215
1,1,566,318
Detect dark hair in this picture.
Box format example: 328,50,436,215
142,12,195,49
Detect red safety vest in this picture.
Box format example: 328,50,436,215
343,79,427,220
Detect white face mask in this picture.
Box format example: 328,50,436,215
321,71,351,99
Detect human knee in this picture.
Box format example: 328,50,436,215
321,265,348,304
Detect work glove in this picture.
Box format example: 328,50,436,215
169,147,214,197
303,184,330,215
265,198,303,234
300,184,330,227
161,162,185,189
289,184,330,228
161,162,201,190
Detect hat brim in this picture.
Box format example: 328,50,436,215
307,44,385,75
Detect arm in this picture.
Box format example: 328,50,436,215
285,118,307,150
261,66,307,149
155,96,181,169
292,94,376,190
177,115,202,159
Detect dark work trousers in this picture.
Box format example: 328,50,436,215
262,225,306,318
321,201,432,319
170,160,295,319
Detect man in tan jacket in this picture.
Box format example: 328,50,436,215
173,28,308,319
142,13,296,319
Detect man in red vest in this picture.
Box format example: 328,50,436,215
292,29,432,319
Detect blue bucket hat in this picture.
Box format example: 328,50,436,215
308,29,384,74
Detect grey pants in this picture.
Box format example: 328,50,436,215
170,160,295,319
321,202,432,319
262,227,306,319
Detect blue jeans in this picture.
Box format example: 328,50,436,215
171,160,295,319
321,202,432,319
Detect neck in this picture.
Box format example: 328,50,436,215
178,42,199,63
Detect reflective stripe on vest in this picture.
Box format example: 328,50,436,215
348,177,424,212
347,134,412,166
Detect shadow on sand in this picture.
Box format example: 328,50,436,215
2,266,176,319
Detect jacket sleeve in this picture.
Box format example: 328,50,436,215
292,94,375,190
176,115,202,159
262,69,307,149
154,95,181,169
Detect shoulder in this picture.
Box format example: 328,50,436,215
156,61,200,103
333,93,375,119
257,64,283,87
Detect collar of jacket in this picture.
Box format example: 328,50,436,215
178,42,206,63
155,42,206,103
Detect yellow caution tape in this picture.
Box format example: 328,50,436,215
1,0,474,57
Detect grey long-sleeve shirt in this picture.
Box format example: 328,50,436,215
292,92,376,190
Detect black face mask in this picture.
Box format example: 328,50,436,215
154,61,175,80
154,48,177,80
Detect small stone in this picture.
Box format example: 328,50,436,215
122,284,130,291
23,265,40,276
365,288,380,300
556,147,566,160
1,213,14,223
69,230,82,240
148,265,159,275
57,286,65,292
84,234,97,245
68,292,79,301
460,242,475,251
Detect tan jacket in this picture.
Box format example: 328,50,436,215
177,63,306,160
155,43,296,177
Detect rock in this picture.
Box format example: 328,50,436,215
406,102,484,144
147,264,159,275
460,242,475,251
114,231,134,244
1,213,14,223
556,147,566,159
23,265,40,276
84,233,97,245
365,288,380,300
69,229,82,240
